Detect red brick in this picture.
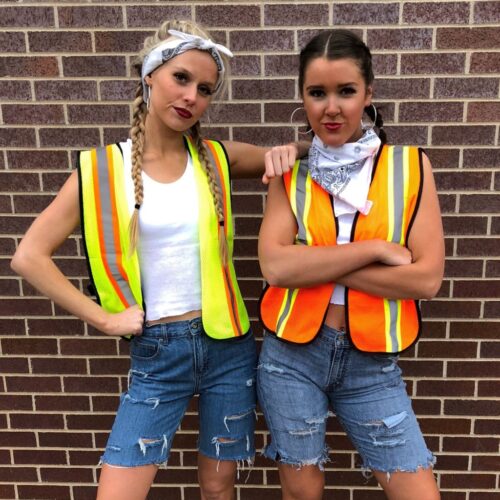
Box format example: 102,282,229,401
66,414,115,430
453,280,500,298
434,454,470,471
126,5,191,28
401,53,465,74
207,103,261,124
448,360,500,378
230,30,294,52
29,31,91,53
374,78,430,99
0,357,29,373
68,104,130,125
441,473,496,489
58,6,123,28
0,80,31,101
467,102,500,122
41,467,94,483
478,380,500,397
471,455,500,472
100,80,137,101
400,102,463,122
264,55,299,77
10,413,64,430
232,127,295,147
0,467,38,482
450,321,500,339
438,194,457,213
444,259,483,278
470,52,500,74
102,128,131,145
437,27,500,49
0,395,33,411
36,80,97,102
372,54,398,76
1,298,52,316
403,2,470,24
457,237,500,255
0,31,26,53
333,3,399,24
377,125,428,145
418,340,478,358
368,29,433,50
417,380,475,397
442,216,488,235
421,300,481,318
39,128,100,148
68,450,101,466
6,376,61,393
17,485,70,499
433,125,495,145
445,399,500,417
31,358,87,375
434,77,498,98
2,104,64,125
89,357,129,375
0,56,59,77
484,302,500,318
0,6,54,27
229,55,261,76
0,128,36,148
35,395,89,412
63,56,126,77
197,5,260,27
265,4,329,26
0,431,36,447
95,31,150,53
443,436,498,452
8,150,69,170
474,418,500,435
460,194,500,213
474,1,500,23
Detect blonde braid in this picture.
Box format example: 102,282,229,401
191,122,228,266
128,82,147,254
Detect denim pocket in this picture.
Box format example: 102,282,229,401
131,337,161,360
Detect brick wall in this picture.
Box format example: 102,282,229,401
0,1,499,499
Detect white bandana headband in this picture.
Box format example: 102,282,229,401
141,29,233,103
308,127,381,216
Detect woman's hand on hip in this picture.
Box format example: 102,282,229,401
103,305,145,337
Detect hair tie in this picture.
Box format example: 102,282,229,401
134,203,141,210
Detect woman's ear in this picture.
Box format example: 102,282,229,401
364,85,373,106
144,74,152,87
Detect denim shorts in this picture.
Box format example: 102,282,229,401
257,325,435,475
100,318,257,467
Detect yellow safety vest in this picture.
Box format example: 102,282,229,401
78,136,250,340
260,145,423,354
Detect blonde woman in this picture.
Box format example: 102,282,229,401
12,20,303,500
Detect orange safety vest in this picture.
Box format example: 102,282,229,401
260,145,424,354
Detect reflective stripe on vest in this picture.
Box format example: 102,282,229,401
78,137,249,339
260,145,423,353
347,145,422,353
259,158,336,343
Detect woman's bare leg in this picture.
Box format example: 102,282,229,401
374,467,440,500
96,464,158,500
198,453,237,500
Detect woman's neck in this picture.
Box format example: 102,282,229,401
143,114,187,159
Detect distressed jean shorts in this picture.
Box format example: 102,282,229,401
100,318,257,467
257,325,435,474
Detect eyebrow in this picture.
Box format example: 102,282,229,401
305,81,359,90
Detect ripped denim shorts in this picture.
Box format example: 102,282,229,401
100,318,257,467
257,325,435,475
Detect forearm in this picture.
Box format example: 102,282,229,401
260,239,385,289
12,252,108,331
337,261,443,300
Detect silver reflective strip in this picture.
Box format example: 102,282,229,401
276,289,295,335
388,299,399,352
95,147,136,307
295,159,309,244
392,146,404,244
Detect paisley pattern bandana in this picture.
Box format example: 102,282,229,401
141,29,233,103
308,127,381,216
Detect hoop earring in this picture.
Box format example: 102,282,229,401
290,106,312,135
370,103,377,126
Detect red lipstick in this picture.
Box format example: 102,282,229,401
174,107,192,119
324,122,342,131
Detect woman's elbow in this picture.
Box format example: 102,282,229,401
260,260,288,288
11,246,38,278
420,272,444,300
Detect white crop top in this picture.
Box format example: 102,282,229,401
330,212,355,305
137,155,202,321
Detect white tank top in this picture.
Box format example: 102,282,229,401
137,156,202,321
330,212,355,305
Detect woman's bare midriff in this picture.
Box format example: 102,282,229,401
324,303,346,331
145,309,202,326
